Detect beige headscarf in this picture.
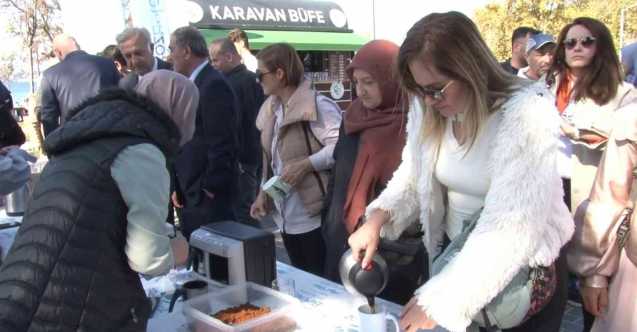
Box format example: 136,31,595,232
135,70,199,146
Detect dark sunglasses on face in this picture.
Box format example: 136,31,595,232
415,80,454,101
255,69,272,83
564,36,596,50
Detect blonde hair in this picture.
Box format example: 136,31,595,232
397,12,524,148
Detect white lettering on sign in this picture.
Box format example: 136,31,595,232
205,5,333,25
275,8,287,22
297,8,308,23
246,7,258,21
233,6,245,20
210,5,222,20
316,11,325,23
288,8,299,22
265,8,276,21
223,6,235,20
254,7,265,21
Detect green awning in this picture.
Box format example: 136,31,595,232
200,29,369,51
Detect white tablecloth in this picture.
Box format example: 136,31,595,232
146,262,403,332
0,213,407,332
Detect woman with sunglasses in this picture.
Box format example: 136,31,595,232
348,12,573,332
250,43,342,276
546,17,637,214
547,17,637,331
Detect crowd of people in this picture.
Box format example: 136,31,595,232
0,10,635,332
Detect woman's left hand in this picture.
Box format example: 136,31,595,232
280,158,313,188
400,297,438,332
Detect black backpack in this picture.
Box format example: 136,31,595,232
0,81,12,113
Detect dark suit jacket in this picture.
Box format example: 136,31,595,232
175,63,239,206
156,57,172,70
224,64,264,166
39,50,120,136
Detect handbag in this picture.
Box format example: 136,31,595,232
431,209,556,330
377,222,428,305
617,208,635,266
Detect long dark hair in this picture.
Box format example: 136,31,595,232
546,17,622,105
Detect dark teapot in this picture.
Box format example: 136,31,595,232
339,248,389,301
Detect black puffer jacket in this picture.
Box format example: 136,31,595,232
0,89,179,332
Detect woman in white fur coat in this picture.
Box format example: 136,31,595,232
348,12,574,332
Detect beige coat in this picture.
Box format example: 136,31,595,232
568,106,637,287
549,81,637,210
255,80,330,216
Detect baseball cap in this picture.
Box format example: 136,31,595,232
526,33,556,54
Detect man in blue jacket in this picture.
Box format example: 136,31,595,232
39,34,120,136
209,38,265,228
168,26,239,238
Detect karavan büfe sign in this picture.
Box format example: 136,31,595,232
184,0,350,32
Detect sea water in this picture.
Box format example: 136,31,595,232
7,81,35,107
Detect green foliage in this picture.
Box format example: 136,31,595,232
474,0,637,61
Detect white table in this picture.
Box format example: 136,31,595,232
146,262,403,332
0,213,406,331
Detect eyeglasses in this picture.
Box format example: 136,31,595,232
564,36,596,50
416,80,454,101
255,69,272,83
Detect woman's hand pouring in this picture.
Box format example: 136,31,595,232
347,209,389,270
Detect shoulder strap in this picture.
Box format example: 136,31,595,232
301,121,326,197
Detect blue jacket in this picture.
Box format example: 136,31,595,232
39,50,120,136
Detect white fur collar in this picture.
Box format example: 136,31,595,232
366,83,574,331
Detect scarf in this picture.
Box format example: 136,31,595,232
135,70,199,147
342,40,406,233
556,73,572,114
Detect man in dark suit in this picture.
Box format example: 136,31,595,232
168,26,239,239
117,27,171,76
39,34,120,136
209,38,264,228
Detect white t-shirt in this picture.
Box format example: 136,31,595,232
435,114,500,239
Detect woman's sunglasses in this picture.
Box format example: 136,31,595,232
255,69,272,83
564,36,596,50
415,80,454,101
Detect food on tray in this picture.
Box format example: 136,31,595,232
212,303,271,325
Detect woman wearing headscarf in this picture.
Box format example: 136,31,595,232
0,70,198,332
322,40,426,304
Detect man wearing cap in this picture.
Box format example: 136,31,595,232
518,33,556,81
501,27,540,75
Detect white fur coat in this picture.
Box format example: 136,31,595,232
365,83,574,332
